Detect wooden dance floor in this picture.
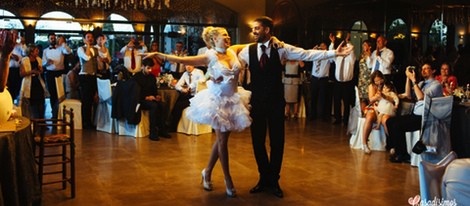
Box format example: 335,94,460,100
41,119,419,205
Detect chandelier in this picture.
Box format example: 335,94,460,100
73,0,171,10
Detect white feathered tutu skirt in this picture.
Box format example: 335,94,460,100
185,81,252,132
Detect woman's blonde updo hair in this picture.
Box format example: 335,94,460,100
202,26,226,49
25,44,38,56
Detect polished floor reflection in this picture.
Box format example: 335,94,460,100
41,119,419,206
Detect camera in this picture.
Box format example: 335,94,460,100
407,66,416,72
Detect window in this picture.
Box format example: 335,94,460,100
429,19,447,47
35,11,82,50
388,18,408,65
350,21,368,57
0,9,24,29
36,11,81,31
103,14,135,60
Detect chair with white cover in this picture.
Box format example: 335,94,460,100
407,95,453,166
177,81,212,135
442,158,470,205
349,87,387,151
118,110,150,138
418,151,457,203
55,75,82,129
95,78,116,133
113,79,150,138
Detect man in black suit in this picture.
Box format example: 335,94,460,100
133,60,170,141
238,16,353,198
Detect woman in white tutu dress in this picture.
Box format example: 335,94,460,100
141,27,251,197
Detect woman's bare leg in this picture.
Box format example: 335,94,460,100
215,129,234,191
203,137,219,182
293,102,299,119
363,111,377,145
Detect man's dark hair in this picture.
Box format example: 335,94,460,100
142,58,155,67
254,16,274,33
47,33,56,38
83,31,93,38
97,34,105,39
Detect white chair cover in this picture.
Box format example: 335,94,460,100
420,95,453,164
95,79,116,133
56,76,82,129
418,151,457,202
177,81,212,135
349,117,387,151
442,158,470,204
118,110,150,138
347,86,362,135
177,108,212,135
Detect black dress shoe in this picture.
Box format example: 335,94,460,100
158,132,171,138
272,185,284,198
249,184,265,193
389,154,410,163
149,136,160,141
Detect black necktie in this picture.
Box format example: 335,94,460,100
188,72,192,84
260,45,268,70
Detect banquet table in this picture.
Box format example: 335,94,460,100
0,117,41,206
157,87,179,125
451,102,470,158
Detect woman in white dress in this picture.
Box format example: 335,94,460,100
141,27,251,198
283,60,304,119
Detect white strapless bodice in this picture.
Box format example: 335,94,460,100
185,49,251,132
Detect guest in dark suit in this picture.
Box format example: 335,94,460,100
238,16,353,198
133,61,170,141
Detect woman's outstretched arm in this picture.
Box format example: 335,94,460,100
140,52,209,67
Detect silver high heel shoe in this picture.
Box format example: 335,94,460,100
224,180,237,198
201,169,213,191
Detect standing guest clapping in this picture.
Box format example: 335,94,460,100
19,44,49,119
42,33,72,119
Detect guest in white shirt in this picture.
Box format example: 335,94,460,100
42,33,72,118
77,31,100,129
94,34,111,79
7,35,26,102
169,65,205,131
310,35,335,121
332,33,356,126
169,41,187,79
367,36,394,81
120,37,147,74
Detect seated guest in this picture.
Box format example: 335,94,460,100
386,62,443,163
362,71,391,154
435,62,458,96
133,63,170,140
169,64,205,132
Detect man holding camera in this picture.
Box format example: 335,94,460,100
385,62,442,163
120,37,147,74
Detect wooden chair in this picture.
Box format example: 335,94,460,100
32,105,76,198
